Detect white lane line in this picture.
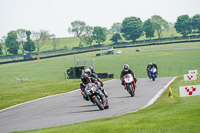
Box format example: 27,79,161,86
137,76,177,111
0,79,115,113
0,89,78,113
114,77,177,116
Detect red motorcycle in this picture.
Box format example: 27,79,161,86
124,74,136,97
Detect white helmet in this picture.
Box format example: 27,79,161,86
123,64,129,72
85,69,91,76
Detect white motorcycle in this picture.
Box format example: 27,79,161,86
150,67,157,81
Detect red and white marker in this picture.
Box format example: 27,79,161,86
184,74,197,81
188,70,198,75
179,85,200,97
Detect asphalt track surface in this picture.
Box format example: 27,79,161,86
0,77,175,133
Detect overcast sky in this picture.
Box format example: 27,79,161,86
0,0,200,38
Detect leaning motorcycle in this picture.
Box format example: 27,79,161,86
85,83,109,110
150,67,157,81
124,74,136,97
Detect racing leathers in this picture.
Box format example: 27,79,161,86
80,77,107,101
147,64,152,78
120,69,137,86
90,73,104,87
148,64,158,78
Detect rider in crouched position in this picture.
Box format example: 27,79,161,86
80,73,107,101
85,68,104,87
120,64,137,86
147,62,152,78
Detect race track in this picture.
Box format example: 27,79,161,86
0,77,175,133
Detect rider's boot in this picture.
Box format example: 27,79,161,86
101,88,108,98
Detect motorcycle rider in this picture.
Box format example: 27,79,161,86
147,62,158,78
88,66,96,74
151,62,158,77
80,73,108,101
85,68,104,87
120,64,137,86
147,62,152,78
151,62,158,69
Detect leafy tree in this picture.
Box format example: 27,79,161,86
31,32,40,53
110,33,122,44
0,42,2,55
68,20,86,37
121,16,143,42
5,31,20,55
16,29,27,54
110,22,122,33
51,34,59,50
31,30,52,53
92,26,107,45
81,25,93,46
103,27,109,34
23,31,35,53
143,19,155,39
151,15,169,39
0,36,7,55
192,14,200,33
68,20,86,47
175,15,192,36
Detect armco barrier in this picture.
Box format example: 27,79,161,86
97,73,114,78
0,49,100,65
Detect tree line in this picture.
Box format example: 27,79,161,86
0,30,57,55
0,14,200,55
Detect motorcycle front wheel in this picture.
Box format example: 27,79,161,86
93,95,104,110
152,74,155,81
128,84,134,97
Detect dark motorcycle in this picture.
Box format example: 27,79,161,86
150,67,157,81
124,74,136,97
85,83,109,110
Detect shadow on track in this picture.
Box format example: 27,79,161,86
74,104,95,108
69,109,100,114
112,95,131,99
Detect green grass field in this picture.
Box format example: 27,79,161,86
0,41,200,132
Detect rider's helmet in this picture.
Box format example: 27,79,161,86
123,64,129,72
149,62,152,65
81,73,89,84
85,69,91,76
152,62,156,65
88,66,94,73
